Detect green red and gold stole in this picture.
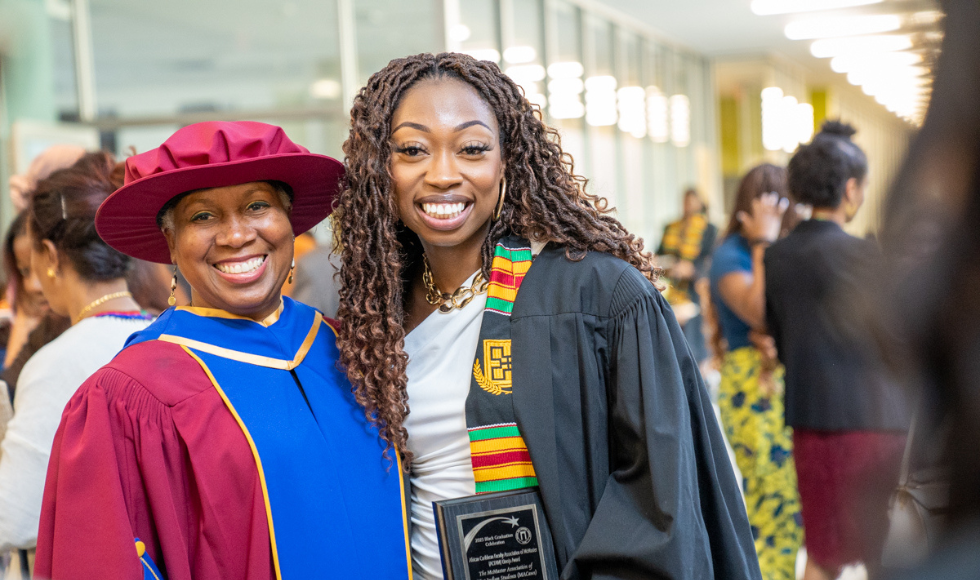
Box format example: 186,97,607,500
661,213,709,262
465,236,539,494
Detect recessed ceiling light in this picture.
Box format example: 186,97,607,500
752,0,882,16
830,51,922,73
785,14,902,40
810,35,913,58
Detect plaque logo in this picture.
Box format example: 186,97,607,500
515,526,532,545
473,339,512,395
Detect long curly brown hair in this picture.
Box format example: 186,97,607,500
335,52,655,465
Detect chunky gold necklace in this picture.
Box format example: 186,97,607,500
74,291,133,324
422,255,488,313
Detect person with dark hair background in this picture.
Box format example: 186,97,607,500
709,163,802,580
335,52,759,579
0,151,151,564
656,187,718,365
1,145,87,402
865,1,980,577
0,212,69,402
765,121,912,580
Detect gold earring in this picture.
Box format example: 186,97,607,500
168,266,178,307
493,178,507,222
288,258,295,285
46,267,55,278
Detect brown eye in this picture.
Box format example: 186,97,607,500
396,145,425,157
461,143,491,156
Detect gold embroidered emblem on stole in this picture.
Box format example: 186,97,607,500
473,339,512,395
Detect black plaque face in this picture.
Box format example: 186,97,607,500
456,505,546,580
433,489,559,580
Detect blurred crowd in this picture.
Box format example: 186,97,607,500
658,120,910,580
649,3,980,577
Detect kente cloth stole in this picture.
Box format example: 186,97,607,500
465,235,539,494
661,213,708,262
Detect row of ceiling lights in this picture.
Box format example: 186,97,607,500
752,0,942,125
462,44,692,147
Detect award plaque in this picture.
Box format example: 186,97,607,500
433,488,559,580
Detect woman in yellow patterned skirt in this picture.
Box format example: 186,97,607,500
708,164,803,580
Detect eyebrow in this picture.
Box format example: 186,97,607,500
391,120,493,134
182,186,274,208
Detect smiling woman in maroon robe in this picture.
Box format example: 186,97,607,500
34,121,412,580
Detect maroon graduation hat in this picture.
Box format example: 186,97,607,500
96,121,343,263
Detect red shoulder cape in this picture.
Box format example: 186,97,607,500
35,340,274,580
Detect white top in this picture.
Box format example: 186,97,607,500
403,271,485,580
0,314,151,551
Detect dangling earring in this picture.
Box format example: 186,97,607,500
493,178,507,222
288,258,295,285
168,266,178,307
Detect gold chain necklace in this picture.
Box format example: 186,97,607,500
422,255,488,313
74,291,133,324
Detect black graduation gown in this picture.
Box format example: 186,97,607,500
509,245,760,580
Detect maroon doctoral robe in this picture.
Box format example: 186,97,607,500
35,340,275,580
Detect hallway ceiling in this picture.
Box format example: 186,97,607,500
595,0,940,89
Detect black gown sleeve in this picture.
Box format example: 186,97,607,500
571,267,761,580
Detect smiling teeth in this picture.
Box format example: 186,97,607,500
422,202,466,219
216,256,265,274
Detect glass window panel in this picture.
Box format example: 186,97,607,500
458,0,500,63
584,17,616,129
355,0,441,84
547,2,584,123
617,30,642,88
504,0,544,107
589,126,618,209
50,14,78,120
554,1,581,64
89,0,342,118
587,16,614,77
613,32,645,238
508,0,542,63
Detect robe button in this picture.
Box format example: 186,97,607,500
135,540,146,557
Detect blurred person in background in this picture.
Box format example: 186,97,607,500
290,226,341,318
35,121,411,580
8,145,86,214
125,259,188,315
0,151,151,573
864,1,980,577
1,213,44,368
0,214,72,403
0,213,67,388
0,212,69,460
766,121,912,580
709,164,801,580
657,187,718,365
279,231,317,298
0,145,86,399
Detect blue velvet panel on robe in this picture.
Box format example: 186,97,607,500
126,298,410,579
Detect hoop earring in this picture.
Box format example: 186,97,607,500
493,178,507,222
168,266,178,307
288,258,295,285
